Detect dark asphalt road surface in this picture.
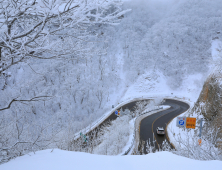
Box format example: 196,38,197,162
85,98,189,154
140,99,190,152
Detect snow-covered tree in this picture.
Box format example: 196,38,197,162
133,101,149,117
93,115,130,155
0,0,130,163
0,0,130,75
172,130,221,160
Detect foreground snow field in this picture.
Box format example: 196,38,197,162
1,149,221,170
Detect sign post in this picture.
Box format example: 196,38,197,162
115,110,120,116
199,118,203,138
80,132,88,143
115,110,118,115
176,117,203,146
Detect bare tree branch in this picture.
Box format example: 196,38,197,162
0,96,53,111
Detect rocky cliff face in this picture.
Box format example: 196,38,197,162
193,75,222,120
192,74,222,150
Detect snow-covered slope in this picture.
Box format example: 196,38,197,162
1,0,222,162
166,38,222,160
121,70,205,102
1,149,222,170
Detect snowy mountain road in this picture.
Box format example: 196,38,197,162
82,98,188,154
85,99,150,138
99,100,148,126
140,99,190,152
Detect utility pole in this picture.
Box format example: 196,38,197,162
199,118,203,138
198,118,203,146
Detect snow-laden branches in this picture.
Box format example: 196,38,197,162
93,115,130,155
0,110,61,164
172,130,222,160
0,0,130,74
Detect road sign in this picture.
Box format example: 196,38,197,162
186,117,196,129
80,133,88,142
115,110,118,115
118,110,120,116
176,117,186,128
179,120,185,125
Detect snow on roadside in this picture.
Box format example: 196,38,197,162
1,149,222,170
93,115,130,155
120,105,170,155
118,117,136,155
77,67,205,154
119,68,207,152
131,105,171,154
73,96,155,140
72,61,207,155
166,98,194,149
93,101,166,156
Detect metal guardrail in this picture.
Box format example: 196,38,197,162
73,96,191,155
73,110,111,140
72,101,162,155
123,97,192,155
73,97,155,140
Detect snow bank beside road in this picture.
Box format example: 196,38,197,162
1,149,221,170
166,98,193,148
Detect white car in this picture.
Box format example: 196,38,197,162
156,127,165,135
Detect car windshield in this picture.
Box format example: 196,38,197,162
158,129,164,131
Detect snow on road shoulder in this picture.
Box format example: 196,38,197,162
166,98,193,148
120,68,205,150
118,117,136,155
1,149,221,170
131,105,171,154
121,105,171,155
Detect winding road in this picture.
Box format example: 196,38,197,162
140,99,190,152
84,98,189,154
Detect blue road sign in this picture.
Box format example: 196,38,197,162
177,117,186,128
115,110,118,115
179,120,184,125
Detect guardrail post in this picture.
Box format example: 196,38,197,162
153,132,156,147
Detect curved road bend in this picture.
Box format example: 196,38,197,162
140,99,189,152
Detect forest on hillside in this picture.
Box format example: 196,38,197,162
1,0,222,163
